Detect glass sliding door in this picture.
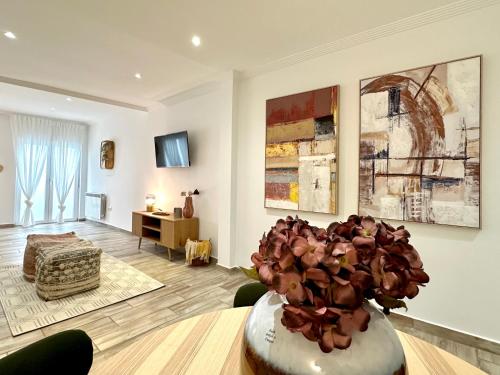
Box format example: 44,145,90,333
17,149,81,224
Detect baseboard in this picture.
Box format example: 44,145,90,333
389,312,500,355
0,224,15,229
84,218,131,235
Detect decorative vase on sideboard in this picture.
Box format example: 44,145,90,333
242,292,406,375
183,196,194,218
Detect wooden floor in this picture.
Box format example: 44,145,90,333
0,221,498,374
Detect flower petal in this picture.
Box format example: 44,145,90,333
301,251,319,269
332,275,350,286
272,271,301,294
333,283,357,306
251,252,264,268
286,285,306,305
405,282,419,298
350,270,373,290
281,310,305,329
345,245,359,265
258,264,274,286
319,328,334,353
291,237,311,257
352,307,370,332
333,331,352,349
410,268,430,284
353,235,376,249
306,268,330,289
278,250,295,270
304,287,314,304
275,219,288,232
382,271,400,291
361,216,378,235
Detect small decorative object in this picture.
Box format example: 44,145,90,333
185,238,212,266
241,215,429,375
359,56,481,228
100,140,115,169
0,164,4,173
145,194,156,212
181,189,199,218
174,207,182,219
265,86,339,214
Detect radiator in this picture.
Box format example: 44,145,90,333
85,193,106,220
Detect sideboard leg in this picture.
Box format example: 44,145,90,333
138,237,142,250
168,248,172,260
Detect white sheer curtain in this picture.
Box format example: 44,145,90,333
11,114,85,226
52,122,84,223
10,115,52,227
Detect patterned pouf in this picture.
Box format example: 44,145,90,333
35,240,102,301
23,232,80,282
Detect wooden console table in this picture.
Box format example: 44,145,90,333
132,211,199,259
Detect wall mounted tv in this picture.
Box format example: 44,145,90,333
154,131,191,168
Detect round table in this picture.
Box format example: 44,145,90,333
91,307,486,375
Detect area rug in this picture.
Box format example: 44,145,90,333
0,253,164,336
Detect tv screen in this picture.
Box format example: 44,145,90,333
154,131,190,168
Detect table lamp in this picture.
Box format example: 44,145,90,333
145,194,156,212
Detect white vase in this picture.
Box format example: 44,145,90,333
242,292,406,375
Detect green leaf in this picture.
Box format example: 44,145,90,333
240,267,260,281
375,295,408,311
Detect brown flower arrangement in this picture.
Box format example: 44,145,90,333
245,215,429,353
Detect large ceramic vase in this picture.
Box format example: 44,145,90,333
183,196,194,218
242,292,406,375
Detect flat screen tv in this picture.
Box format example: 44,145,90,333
154,131,191,168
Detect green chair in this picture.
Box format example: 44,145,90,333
233,282,268,308
0,329,93,375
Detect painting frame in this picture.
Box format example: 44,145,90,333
264,85,340,215
358,55,482,228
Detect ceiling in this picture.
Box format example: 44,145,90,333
0,82,138,123
0,0,464,108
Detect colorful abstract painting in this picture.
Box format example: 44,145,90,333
359,56,481,228
265,86,338,214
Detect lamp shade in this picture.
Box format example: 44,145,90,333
145,194,156,212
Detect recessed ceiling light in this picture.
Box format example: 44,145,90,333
50,107,56,111
66,97,73,102
191,35,201,47
134,73,142,79
3,31,16,40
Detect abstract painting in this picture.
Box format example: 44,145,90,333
359,56,481,228
265,86,338,214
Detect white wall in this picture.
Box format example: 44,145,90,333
0,114,15,224
87,74,237,261
87,108,151,230
234,5,500,343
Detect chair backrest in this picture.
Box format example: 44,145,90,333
233,282,268,308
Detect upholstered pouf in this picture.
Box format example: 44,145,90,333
35,240,102,301
23,232,80,282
